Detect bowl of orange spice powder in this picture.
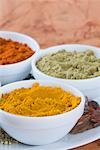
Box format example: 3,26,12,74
0,31,40,85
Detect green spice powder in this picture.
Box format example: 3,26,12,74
36,50,100,79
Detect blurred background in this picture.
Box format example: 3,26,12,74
0,0,100,48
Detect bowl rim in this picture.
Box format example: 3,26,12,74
0,80,85,120
32,44,100,82
0,31,40,68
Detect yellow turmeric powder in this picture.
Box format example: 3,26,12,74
0,83,81,117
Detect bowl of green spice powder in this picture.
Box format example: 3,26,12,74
32,44,100,98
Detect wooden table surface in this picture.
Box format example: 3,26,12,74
0,0,100,149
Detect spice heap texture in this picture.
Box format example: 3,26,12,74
0,128,18,145
0,37,34,65
0,83,80,117
36,50,100,79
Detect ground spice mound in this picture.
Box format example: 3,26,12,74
0,37,34,65
0,83,80,117
36,50,100,79
0,128,18,145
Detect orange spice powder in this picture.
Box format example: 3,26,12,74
0,37,35,65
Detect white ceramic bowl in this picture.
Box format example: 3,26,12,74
0,80,85,145
0,31,40,85
32,44,100,98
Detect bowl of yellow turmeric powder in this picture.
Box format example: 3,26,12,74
0,80,85,145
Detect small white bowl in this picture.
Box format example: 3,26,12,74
0,31,40,85
32,44,100,98
0,80,85,145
